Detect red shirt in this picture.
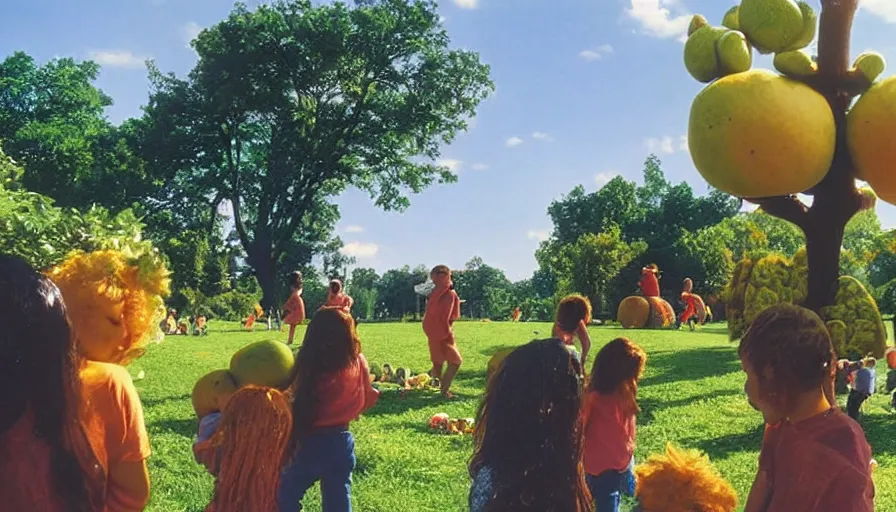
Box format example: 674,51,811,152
760,409,874,512
0,411,71,512
423,286,460,341
639,272,659,297
582,391,636,476
314,354,379,428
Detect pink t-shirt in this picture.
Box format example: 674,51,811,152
760,408,874,512
582,391,636,476
313,354,379,428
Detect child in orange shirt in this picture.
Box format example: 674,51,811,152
194,386,292,512
283,271,306,345
582,337,646,512
0,254,103,512
325,279,354,313
553,294,593,364
740,304,874,512
422,265,462,398
278,307,379,511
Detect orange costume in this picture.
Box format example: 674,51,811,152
423,284,462,366
679,278,706,327
511,307,521,322
639,265,660,298
283,289,305,325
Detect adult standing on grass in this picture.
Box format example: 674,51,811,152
423,265,462,399
0,254,102,512
283,271,306,346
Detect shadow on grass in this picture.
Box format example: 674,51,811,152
149,417,197,438
365,387,479,417
638,388,744,427
142,393,191,408
692,422,766,460
860,413,896,457
640,346,740,387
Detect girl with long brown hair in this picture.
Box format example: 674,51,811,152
195,386,292,512
583,337,646,512
0,253,101,512
278,306,379,511
469,338,591,511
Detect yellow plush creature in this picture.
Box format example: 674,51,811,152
635,444,738,512
47,249,170,365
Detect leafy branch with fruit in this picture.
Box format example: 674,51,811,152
683,0,893,357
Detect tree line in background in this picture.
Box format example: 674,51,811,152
3,0,896,323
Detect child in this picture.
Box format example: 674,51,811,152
553,294,593,364
277,307,379,512
325,279,354,313
194,386,292,512
422,265,462,398
847,357,876,420
283,271,306,345
469,339,591,511
583,337,646,512
740,304,874,512
678,278,699,331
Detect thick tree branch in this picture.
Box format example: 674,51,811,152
221,123,251,251
750,195,809,229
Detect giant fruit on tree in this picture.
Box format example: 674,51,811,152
688,69,835,198
847,76,896,205
738,0,816,54
683,15,752,83
229,339,296,389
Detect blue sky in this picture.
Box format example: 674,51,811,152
3,0,896,282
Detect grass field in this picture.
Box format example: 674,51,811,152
132,321,896,511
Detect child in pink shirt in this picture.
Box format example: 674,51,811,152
278,306,379,512
325,279,354,314
582,337,646,512
283,271,306,345
740,304,874,512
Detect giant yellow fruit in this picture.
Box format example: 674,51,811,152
191,369,238,418
618,296,651,328
229,339,295,389
689,69,835,198
847,76,896,205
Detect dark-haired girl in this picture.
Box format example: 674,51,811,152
277,307,379,511
469,338,591,511
583,337,646,512
283,271,306,345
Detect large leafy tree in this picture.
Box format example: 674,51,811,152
138,0,493,308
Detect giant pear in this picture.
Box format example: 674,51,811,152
229,339,296,389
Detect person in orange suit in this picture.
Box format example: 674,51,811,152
638,265,660,298
423,265,462,399
511,307,522,322
678,278,699,331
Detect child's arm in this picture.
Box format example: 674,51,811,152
743,469,772,512
576,320,591,363
296,296,306,323
106,460,151,511
107,370,153,511
345,294,354,311
359,355,380,412
446,292,460,325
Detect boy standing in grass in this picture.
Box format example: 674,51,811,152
740,304,874,512
423,265,462,399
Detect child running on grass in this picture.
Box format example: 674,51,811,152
422,265,462,398
194,386,292,512
583,337,646,512
553,293,593,364
740,304,874,512
283,271,306,345
325,279,354,314
469,338,591,511
278,307,379,512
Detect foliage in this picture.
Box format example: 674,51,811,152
137,0,493,308
819,276,887,359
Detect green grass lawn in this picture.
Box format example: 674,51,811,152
132,321,896,511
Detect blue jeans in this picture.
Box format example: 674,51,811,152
277,427,356,512
586,458,635,512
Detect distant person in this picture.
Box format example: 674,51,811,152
740,304,874,512
278,307,379,512
511,306,522,322
583,337,646,512
469,339,591,511
0,254,102,512
553,294,593,364
283,271,306,345
422,265,462,398
847,357,876,420
325,279,354,314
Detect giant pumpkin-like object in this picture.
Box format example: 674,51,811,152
847,76,896,205
617,296,676,329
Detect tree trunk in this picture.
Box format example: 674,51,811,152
247,240,278,312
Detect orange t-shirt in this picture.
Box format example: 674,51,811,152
423,287,460,341
325,293,353,311
80,361,152,512
313,354,380,428
582,391,636,476
283,291,305,325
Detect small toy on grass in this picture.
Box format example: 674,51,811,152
428,412,474,435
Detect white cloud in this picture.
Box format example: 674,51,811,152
88,50,148,69
454,0,478,9
505,136,524,148
532,131,554,141
679,135,689,153
437,158,462,172
626,0,691,40
595,171,619,188
340,242,379,259
863,0,896,23
527,230,550,242
343,225,364,233
471,163,490,171
645,136,678,154
579,44,614,61
182,22,203,49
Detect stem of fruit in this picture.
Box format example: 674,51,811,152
753,0,863,312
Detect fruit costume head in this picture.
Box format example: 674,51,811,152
634,444,737,512
46,249,170,365
639,264,660,298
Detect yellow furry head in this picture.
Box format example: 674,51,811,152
47,248,170,365
635,444,738,512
